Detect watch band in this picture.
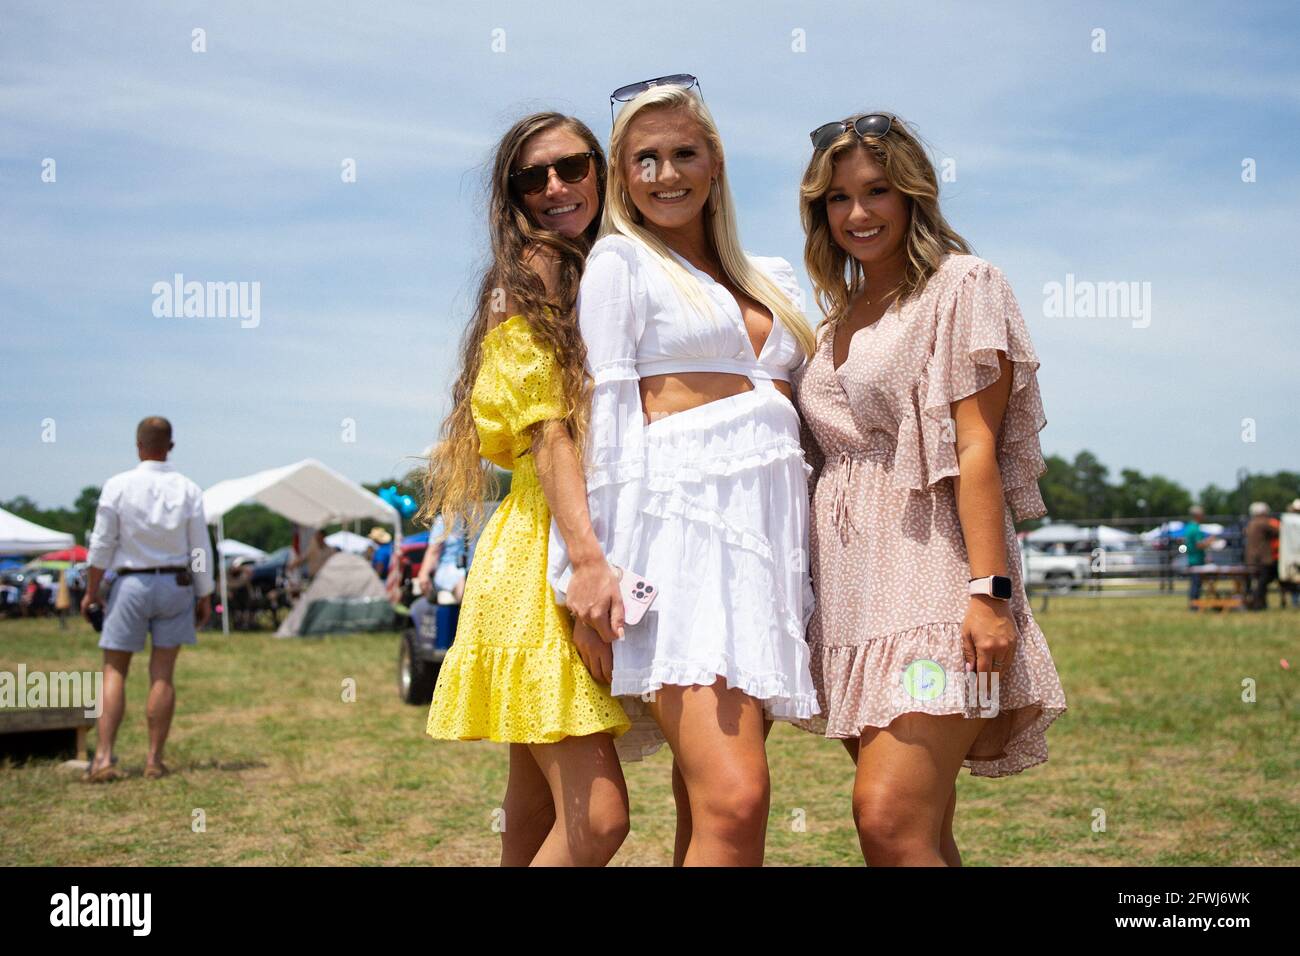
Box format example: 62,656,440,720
969,575,1012,600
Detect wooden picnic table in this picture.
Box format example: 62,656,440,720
0,707,96,760
1188,564,1251,611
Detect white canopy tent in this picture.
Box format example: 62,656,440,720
1023,523,1089,546
0,507,76,554
202,458,401,635
216,538,267,561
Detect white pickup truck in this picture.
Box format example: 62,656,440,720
1020,543,1091,593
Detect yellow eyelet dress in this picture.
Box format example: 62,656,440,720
425,313,631,744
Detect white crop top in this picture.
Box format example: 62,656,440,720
580,233,807,386
545,232,809,604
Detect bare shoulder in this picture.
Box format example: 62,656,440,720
522,242,562,295
497,244,556,320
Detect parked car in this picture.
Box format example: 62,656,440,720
1020,542,1091,593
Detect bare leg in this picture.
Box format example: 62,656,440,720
671,717,774,866
500,743,557,866
851,713,987,866
670,757,691,867
842,735,961,865
526,733,629,866
939,784,961,866
648,678,771,866
145,645,180,771
91,650,131,772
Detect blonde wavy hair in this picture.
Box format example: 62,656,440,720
601,85,816,360
417,113,606,538
799,111,972,331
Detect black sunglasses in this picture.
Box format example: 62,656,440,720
609,73,702,124
509,150,596,196
809,113,894,150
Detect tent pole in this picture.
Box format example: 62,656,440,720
218,514,230,637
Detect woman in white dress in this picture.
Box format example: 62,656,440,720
547,77,820,865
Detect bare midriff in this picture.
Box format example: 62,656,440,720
640,372,793,426
635,272,794,424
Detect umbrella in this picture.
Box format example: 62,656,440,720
23,559,73,571
34,545,88,562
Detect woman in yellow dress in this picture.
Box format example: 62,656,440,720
421,112,633,866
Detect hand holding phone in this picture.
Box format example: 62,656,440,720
559,559,657,641
613,565,658,627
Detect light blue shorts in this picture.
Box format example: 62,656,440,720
99,572,198,653
433,564,466,592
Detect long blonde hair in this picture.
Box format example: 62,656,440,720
418,113,606,538
799,111,972,330
601,85,816,360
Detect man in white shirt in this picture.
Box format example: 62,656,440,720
81,416,214,782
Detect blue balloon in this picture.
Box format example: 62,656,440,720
399,495,417,517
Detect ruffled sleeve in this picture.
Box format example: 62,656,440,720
472,314,570,470
761,256,806,314
546,239,646,604
893,260,1048,522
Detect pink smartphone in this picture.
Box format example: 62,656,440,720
614,565,658,626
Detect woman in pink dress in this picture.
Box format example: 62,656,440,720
793,112,1068,866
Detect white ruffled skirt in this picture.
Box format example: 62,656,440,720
607,385,820,761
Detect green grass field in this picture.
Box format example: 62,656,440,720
1,595,1296,866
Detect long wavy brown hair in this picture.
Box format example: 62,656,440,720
417,113,606,538
799,111,972,331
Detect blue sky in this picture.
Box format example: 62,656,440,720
2,0,1298,510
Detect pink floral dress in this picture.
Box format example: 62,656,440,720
793,253,1067,777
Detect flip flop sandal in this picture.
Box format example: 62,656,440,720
143,763,171,779
83,764,124,783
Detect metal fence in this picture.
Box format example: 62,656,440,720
1020,513,1246,606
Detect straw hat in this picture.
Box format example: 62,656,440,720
367,527,393,544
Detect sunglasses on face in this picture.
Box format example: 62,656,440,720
508,150,596,196
809,113,894,150
609,73,703,124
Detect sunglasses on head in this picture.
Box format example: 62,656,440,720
809,113,894,150
509,150,596,196
609,73,703,124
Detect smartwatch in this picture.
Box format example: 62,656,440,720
969,575,1012,600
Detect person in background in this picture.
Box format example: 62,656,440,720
366,526,392,575
1283,499,1300,608
55,568,72,628
1183,505,1216,609
1267,509,1282,608
288,528,337,581
407,514,469,650
1244,501,1278,611
81,416,214,782
417,513,468,601
226,557,256,630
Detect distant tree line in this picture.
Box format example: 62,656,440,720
1040,451,1299,526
